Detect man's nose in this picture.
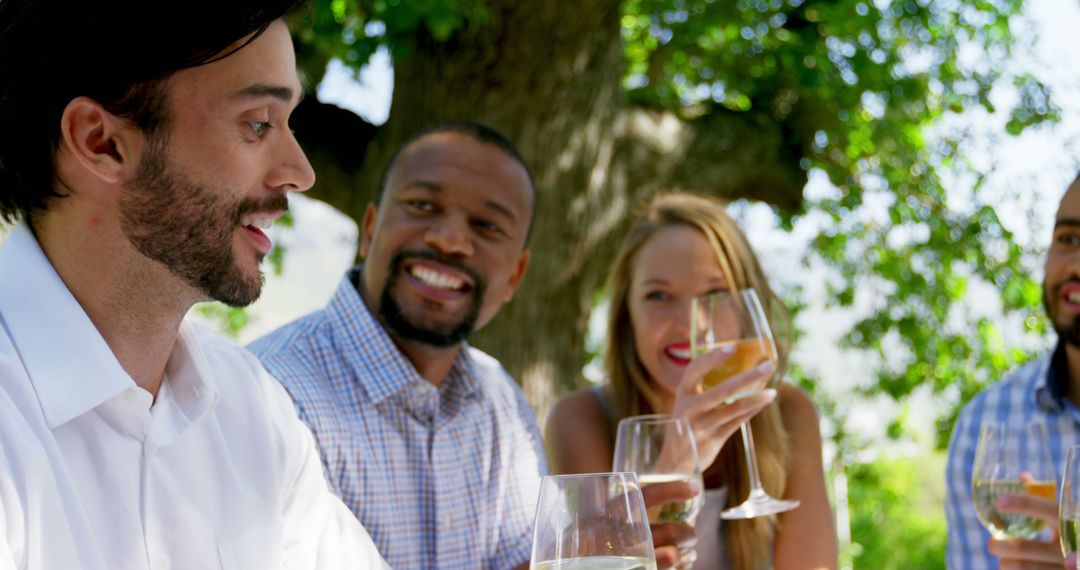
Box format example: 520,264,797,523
266,128,316,193
425,212,474,257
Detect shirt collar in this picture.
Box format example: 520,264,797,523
164,321,220,425
1036,340,1069,413
327,267,480,404
0,222,134,428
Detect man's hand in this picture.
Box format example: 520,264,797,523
988,492,1063,570
640,480,698,569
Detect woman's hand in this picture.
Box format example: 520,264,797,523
670,345,777,468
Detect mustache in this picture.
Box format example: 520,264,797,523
235,194,289,220
390,249,482,290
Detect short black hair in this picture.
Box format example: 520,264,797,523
0,0,308,223
376,120,537,244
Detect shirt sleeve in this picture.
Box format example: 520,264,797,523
0,543,13,570
490,379,548,569
945,398,995,570
267,376,389,569
0,455,17,570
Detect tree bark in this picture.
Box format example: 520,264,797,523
291,0,808,418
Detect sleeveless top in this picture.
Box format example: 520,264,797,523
590,387,734,569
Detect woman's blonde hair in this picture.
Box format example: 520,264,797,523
604,192,792,570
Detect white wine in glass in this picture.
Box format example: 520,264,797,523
613,415,703,569
635,473,704,525
971,421,1056,539
1060,445,1080,559
689,289,798,520
530,473,657,570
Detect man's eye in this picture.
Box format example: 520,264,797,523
406,200,434,212
249,121,272,137
1057,234,1080,247
473,219,505,236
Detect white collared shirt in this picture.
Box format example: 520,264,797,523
0,223,388,570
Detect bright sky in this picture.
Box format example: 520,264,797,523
221,0,1080,452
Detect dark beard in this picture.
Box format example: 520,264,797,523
119,134,287,307
377,250,485,347
1041,280,1080,347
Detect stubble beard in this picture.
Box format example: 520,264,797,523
377,250,485,348
1045,281,1080,348
119,134,286,307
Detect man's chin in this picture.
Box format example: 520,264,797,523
1054,321,1080,349
382,308,475,347
204,272,264,308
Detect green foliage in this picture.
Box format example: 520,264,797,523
195,303,252,339
292,0,488,84
619,0,1055,445
291,0,1059,445
846,454,948,569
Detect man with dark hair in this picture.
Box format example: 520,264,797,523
250,121,546,568
946,173,1080,569
0,1,386,567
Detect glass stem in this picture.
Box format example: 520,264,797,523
739,422,766,493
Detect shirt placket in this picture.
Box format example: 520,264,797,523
140,438,170,570
433,382,474,566
401,381,445,565
139,394,170,570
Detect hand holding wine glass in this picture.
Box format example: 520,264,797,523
689,289,798,519
973,420,1062,567
613,415,703,569
668,343,777,472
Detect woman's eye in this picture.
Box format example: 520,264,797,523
644,291,670,301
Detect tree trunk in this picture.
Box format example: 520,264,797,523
293,0,807,418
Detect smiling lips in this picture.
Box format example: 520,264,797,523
1061,282,1080,314
404,261,473,300
665,342,692,366
240,212,284,255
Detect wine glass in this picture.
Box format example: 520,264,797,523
613,415,703,568
689,288,799,519
530,472,657,569
1061,445,1080,561
971,420,1056,539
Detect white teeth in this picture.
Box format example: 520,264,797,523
410,266,465,291
667,347,691,360
241,215,276,230
1069,293,1080,304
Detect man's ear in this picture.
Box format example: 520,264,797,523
58,96,141,184
360,203,378,259
501,249,530,303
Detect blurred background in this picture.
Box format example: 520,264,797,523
6,0,1077,567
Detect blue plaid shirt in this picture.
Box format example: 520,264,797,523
946,343,1080,569
250,269,547,569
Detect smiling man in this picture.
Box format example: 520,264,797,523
946,173,1080,569
250,121,547,569
0,2,385,568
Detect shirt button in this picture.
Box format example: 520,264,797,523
442,515,452,528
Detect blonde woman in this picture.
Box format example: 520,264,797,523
547,193,837,570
